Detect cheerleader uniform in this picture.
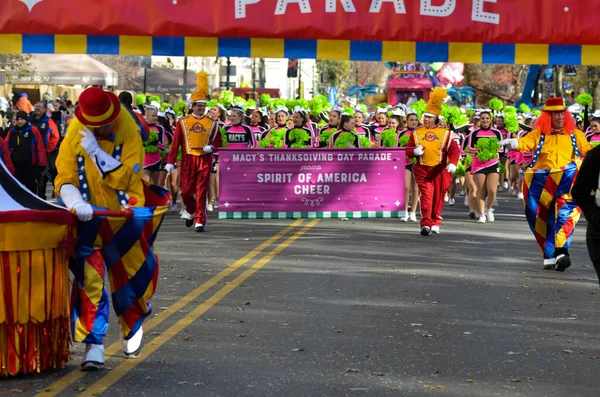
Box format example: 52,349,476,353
468,127,503,175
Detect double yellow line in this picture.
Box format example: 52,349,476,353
38,218,319,397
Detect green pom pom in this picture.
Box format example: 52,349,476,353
259,137,271,148
135,94,147,106
380,129,397,148
143,129,160,153
288,128,311,148
464,155,473,167
333,132,357,148
591,142,600,148
454,159,466,177
474,138,501,162
176,147,183,162
442,105,468,126
412,99,428,119
489,98,504,111
356,104,368,114
220,127,228,148
174,101,187,116
161,102,172,111
319,128,336,144
359,136,374,148
398,134,411,147
576,93,593,106
342,105,355,116
220,91,234,108
532,110,541,117
499,162,506,175
260,94,272,107
245,99,257,109
519,104,531,114
466,109,474,117
504,111,519,133
149,95,161,104
265,129,285,148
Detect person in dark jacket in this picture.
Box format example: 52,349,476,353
5,111,47,194
572,145,600,286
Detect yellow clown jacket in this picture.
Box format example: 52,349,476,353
54,111,145,210
517,128,592,170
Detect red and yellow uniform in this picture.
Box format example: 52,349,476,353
407,126,460,229
167,112,222,226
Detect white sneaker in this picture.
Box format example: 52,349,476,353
464,196,469,206
169,203,179,212
477,215,486,224
213,200,219,209
448,198,455,206
486,209,495,222
408,212,417,222
400,215,408,222
81,344,105,371
517,192,524,200
503,181,509,189
444,194,449,203
120,326,143,359
511,189,518,197
207,202,214,212
498,187,504,192
180,210,193,220
340,217,349,221
431,225,440,234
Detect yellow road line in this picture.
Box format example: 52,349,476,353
36,219,304,397
80,219,320,397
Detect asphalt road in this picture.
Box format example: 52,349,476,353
2,191,600,397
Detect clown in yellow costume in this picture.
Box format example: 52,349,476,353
55,87,169,371
502,98,592,271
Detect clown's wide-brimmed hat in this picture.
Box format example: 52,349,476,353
75,87,121,127
543,97,566,112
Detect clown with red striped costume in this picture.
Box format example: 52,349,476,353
502,98,592,271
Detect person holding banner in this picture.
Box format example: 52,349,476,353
165,91,222,233
55,87,168,370
223,104,257,149
406,88,460,236
501,98,592,271
329,114,360,148
285,107,315,148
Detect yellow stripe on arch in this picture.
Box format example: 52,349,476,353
120,36,152,56
317,40,350,60
449,42,482,63
55,35,87,54
382,41,416,62
515,44,549,65
251,38,284,58
0,34,22,54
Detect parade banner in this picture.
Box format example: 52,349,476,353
218,148,406,219
0,1,598,64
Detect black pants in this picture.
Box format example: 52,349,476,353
586,222,600,286
15,164,41,195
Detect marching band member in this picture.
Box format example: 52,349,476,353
406,88,460,236
165,92,222,233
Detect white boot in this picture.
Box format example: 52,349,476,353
81,343,104,371
120,326,143,359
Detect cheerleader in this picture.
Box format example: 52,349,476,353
329,114,360,148
353,108,373,140
249,108,269,143
317,108,342,148
143,104,168,186
586,117,600,146
403,110,421,222
223,104,256,149
284,108,315,148
207,103,227,212
495,114,509,192
467,109,503,223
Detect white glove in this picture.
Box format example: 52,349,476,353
72,201,94,222
79,128,100,157
499,138,519,149
413,146,424,156
203,145,214,154
60,184,94,222
165,163,175,174
446,163,457,174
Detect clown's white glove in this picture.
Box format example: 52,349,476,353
79,128,100,157
165,163,175,174
413,146,424,156
60,184,93,222
446,163,457,174
203,145,214,154
499,139,519,149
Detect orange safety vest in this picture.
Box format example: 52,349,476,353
412,126,452,167
179,115,217,157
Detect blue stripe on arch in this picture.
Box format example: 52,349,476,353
219,38,251,57
350,41,382,61
549,45,581,65
22,34,54,53
482,43,515,64
416,42,448,62
284,39,317,59
153,37,184,56
87,35,120,55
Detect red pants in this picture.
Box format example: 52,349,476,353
180,154,211,225
413,164,451,228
